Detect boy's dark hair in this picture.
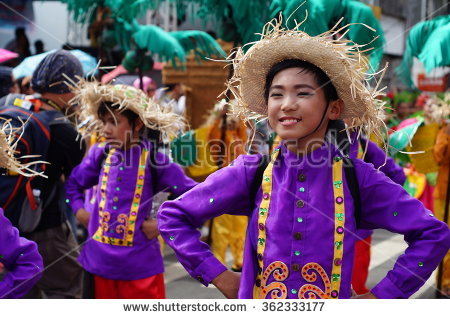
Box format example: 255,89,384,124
163,83,179,92
98,101,139,128
264,59,339,104
98,101,161,143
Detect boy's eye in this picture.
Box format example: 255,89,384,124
298,92,313,96
270,93,282,97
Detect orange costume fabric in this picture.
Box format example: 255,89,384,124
433,126,450,294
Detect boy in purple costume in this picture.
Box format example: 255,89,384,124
65,82,196,298
0,209,43,298
0,127,43,298
158,20,450,299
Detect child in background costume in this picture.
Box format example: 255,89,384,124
0,126,43,298
207,100,248,271
431,94,450,297
65,82,197,299
158,19,450,299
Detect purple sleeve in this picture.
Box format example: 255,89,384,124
157,154,260,286
363,139,406,186
153,150,198,197
0,209,43,298
354,160,450,298
65,143,105,214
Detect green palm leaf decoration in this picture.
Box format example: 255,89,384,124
61,0,99,24
61,0,157,24
194,0,272,45
133,24,187,67
418,21,450,73
342,0,384,70
170,30,226,62
103,0,158,23
267,0,384,70
396,15,450,88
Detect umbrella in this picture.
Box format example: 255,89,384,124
13,49,97,79
0,48,18,64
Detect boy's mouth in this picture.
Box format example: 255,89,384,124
279,116,302,126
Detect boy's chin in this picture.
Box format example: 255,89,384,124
105,139,125,147
277,133,303,141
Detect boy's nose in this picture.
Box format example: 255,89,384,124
102,124,112,135
280,96,299,112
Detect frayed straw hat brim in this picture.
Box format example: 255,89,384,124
0,124,46,177
71,80,186,138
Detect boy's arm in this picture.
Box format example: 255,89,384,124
153,150,198,197
158,155,260,287
355,160,450,299
0,209,43,298
364,139,406,185
65,143,106,215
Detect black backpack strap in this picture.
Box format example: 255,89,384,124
342,157,362,228
249,155,270,206
148,144,158,195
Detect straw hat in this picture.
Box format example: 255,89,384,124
227,17,387,133
71,79,185,138
0,123,45,177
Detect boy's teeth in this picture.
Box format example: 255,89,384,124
281,119,300,123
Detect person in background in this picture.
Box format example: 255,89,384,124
5,27,31,63
0,66,19,98
20,76,33,95
0,125,43,299
133,76,157,98
66,82,196,298
23,50,86,298
433,120,450,297
156,83,186,116
207,101,248,272
34,40,45,55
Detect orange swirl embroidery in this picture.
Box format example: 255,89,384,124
100,211,111,233
298,262,331,299
260,261,289,299
115,214,129,234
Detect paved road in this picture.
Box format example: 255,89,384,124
162,229,440,299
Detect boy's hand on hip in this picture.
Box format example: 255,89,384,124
351,291,378,299
141,218,159,240
212,270,240,299
76,208,91,228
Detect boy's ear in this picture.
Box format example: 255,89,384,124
328,99,344,120
135,118,144,132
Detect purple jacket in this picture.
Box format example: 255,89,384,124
349,133,406,240
158,142,450,299
65,141,197,280
0,209,43,298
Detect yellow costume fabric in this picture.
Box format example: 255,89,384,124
210,214,248,269
186,126,218,178
208,118,247,269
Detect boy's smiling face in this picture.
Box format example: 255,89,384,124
267,67,342,152
100,110,142,148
